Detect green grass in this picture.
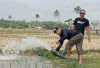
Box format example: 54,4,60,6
0,49,2,53
35,48,100,68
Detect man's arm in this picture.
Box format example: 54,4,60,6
55,35,67,51
72,18,77,29
86,26,91,43
72,25,75,29
56,43,63,51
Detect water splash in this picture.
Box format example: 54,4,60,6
19,36,52,51
2,36,52,55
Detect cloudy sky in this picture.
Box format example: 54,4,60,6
0,0,100,22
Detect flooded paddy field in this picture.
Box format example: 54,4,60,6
0,55,52,68
0,29,100,68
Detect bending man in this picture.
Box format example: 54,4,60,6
52,27,83,64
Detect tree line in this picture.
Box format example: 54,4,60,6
0,19,69,29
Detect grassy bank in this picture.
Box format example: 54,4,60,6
34,48,100,68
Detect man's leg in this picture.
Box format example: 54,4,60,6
66,33,83,61
76,34,83,64
66,41,75,58
67,49,71,58
65,34,80,58
79,55,83,64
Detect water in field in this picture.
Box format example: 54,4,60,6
0,55,19,60
0,36,53,68
0,55,52,68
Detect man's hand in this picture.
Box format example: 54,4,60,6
55,40,60,44
52,49,56,52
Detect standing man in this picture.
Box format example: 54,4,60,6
52,27,83,64
72,9,91,43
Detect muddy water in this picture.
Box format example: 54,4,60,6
0,55,52,68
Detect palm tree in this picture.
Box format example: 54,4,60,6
53,10,61,22
35,14,40,27
35,14,40,20
8,15,12,28
74,6,81,14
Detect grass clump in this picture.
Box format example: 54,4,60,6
43,51,55,59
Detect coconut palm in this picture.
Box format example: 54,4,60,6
74,6,81,14
53,10,61,22
8,15,12,19
35,14,40,20
8,15,12,28
35,14,40,27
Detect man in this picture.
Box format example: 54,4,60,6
52,27,83,64
72,9,91,43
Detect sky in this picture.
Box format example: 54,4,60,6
0,0,100,22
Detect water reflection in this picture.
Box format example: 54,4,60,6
0,55,52,68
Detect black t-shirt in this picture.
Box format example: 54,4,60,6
73,17,89,35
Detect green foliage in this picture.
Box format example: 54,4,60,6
8,15,12,19
65,18,74,28
43,51,55,59
74,6,81,14
0,19,69,29
35,14,40,19
41,21,68,29
33,48,55,59
53,10,61,18
0,49,2,53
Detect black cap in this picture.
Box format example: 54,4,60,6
53,27,59,33
80,9,86,14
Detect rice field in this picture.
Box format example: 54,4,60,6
0,29,100,68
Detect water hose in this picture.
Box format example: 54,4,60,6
51,51,74,61
33,48,74,61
